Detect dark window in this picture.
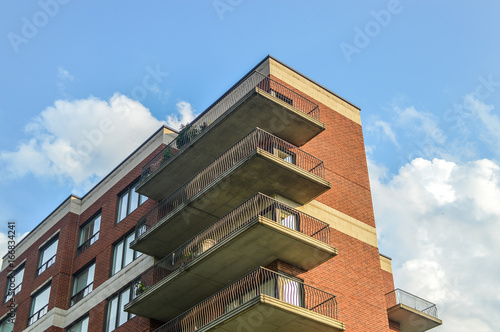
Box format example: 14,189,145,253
66,315,89,332
4,263,24,302
70,262,95,306
111,232,141,276
0,315,14,332
77,213,101,256
37,236,58,276
28,283,51,326
105,283,136,331
117,181,147,223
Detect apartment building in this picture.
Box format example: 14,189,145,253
0,56,442,332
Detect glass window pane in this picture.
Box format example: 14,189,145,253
31,285,50,315
118,192,129,222
73,263,95,295
112,242,124,275
68,316,89,332
0,320,14,332
40,239,58,266
130,188,140,213
123,233,135,267
107,297,118,332
118,289,130,326
93,215,101,235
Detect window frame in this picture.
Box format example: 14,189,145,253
110,231,141,276
66,314,89,332
104,282,137,332
77,211,101,256
4,263,25,303
37,236,59,276
0,314,15,332
28,282,51,327
116,180,147,223
70,261,96,307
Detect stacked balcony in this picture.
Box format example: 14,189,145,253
386,289,442,332
151,267,345,332
127,70,344,330
130,128,331,259
136,71,326,201
125,194,338,321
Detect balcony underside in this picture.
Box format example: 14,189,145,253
201,295,345,332
126,217,338,321
131,149,331,258
137,89,326,201
388,304,442,332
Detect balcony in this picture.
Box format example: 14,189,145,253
125,194,337,321
131,128,331,258
386,289,442,332
137,71,325,201
150,267,344,332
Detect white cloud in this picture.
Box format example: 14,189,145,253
166,101,197,130
369,157,500,332
396,105,446,145
56,66,74,97
57,66,73,82
370,120,399,147
0,93,164,191
463,94,500,155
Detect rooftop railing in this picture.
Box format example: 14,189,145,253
135,127,325,239
153,267,337,332
130,193,330,299
140,71,320,184
386,289,439,319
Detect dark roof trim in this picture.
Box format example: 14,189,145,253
186,55,360,127
266,55,361,110
379,253,392,260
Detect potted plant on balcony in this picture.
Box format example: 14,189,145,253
135,281,148,296
162,146,174,163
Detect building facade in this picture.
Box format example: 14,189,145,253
0,56,442,332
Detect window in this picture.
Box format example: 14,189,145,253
273,145,296,164
105,284,136,332
0,316,14,332
28,283,51,326
117,181,147,223
111,232,141,275
260,204,299,231
70,262,95,306
270,89,293,106
4,264,24,302
37,237,58,276
67,315,89,332
77,213,101,256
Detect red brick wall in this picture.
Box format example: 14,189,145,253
0,143,166,331
269,75,394,331
269,74,375,228
382,269,396,295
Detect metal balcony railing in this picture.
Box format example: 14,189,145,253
28,304,48,326
130,193,330,299
3,282,21,303
76,232,99,256
135,127,325,239
386,289,439,319
153,267,337,332
140,71,320,184
70,282,94,307
36,255,56,276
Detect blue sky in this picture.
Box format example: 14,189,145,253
1,1,499,330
